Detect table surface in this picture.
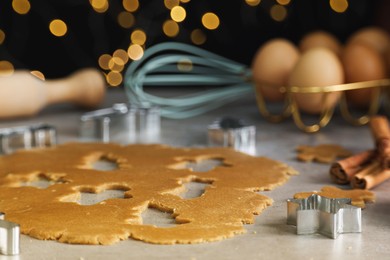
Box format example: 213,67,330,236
0,87,389,260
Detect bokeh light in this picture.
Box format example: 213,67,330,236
123,0,139,12
106,71,123,87
131,30,146,45
164,0,180,10
0,61,14,77
163,20,179,37
90,0,109,13
90,0,106,9
330,0,349,13
108,57,125,72
113,49,129,64
0,30,5,44
177,58,193,72
270,4,287,22
171,6,186,22
49,19,68,37
127,44,144,60
98,54,111,70
191,29,206,45
12,0,30,15
276,0,291,5
201,13,220,30
245,0,261,7
30,70,45,80
118,11,135,28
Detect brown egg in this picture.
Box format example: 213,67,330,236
251,38,300,102
288,47,344,114
299,30,343,56
386,46,390,76
347,26,390,56
342,42,387,107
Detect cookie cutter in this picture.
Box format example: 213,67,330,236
79,103,160,144
287,194,362,239
208,117,256,155
0,213,20,255
0,123,57,154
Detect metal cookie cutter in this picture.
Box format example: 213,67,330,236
287,194,362,239
208,117,256,155
0,123,57,154
0,213,20,255
79,103,160,144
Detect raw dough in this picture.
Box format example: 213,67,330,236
0,142,298,245
293,186,375,208
296,144,352,163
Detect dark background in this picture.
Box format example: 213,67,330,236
0,0,389,80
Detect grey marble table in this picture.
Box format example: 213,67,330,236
0,87,389,260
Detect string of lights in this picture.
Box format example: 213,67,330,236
0,0,383,87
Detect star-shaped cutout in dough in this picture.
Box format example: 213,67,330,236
296,144,352,163
293,186,375,208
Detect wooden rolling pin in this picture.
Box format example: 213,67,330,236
0,68,106,118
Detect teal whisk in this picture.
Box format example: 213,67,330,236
123,42,254,119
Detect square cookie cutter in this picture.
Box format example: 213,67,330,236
0,123,57,154
0,213,20,255
208,117,256,155
287,194,362,239
79,103,160,144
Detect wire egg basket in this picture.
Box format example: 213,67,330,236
256,79,390,132
123,42,390,133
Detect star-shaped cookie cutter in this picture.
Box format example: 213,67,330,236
207,117,256,155
0,212,20,255
287,194,361,239
0,123,57,154
79,103,160,144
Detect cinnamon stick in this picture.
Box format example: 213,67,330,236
330,150,375,184
351,160,390,189
369,115,390,168
329,115,390,189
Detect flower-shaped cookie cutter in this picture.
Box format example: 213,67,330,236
0,123,57,154
287,194,361,239
0,213,20,255
79,103,160,144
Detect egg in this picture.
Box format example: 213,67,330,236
251,38,300,102
341,42,387,107
386,46,390,76
347,26,390,56
299,30,343,56
288,47,344,114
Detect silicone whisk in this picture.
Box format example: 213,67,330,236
123,42,253,119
